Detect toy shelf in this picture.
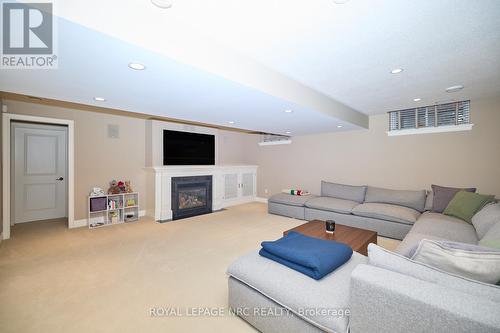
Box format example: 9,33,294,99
88,192,139,229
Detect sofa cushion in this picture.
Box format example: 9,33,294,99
395,232,448,257
431,184,476,213
268,193,317,207
227,250,367,333
368,244,500,302
364,186,427,212
472,203,500,239
320,181,366,203
443,191,496,223
479,221,500,249
305,197,359,214
409,212,478,245
352,203,420,225
411,240,500,284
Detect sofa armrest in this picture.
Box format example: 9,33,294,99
349,264,500,333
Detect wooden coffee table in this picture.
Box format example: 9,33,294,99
283,220,377,256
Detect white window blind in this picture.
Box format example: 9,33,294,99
388,100,470,132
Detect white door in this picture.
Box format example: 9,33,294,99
12,122,68,224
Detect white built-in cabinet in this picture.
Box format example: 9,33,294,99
221,170,256,203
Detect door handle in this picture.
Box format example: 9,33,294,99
56,177,64,181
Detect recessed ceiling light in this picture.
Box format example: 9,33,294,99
284,109,293,113
337,125,343,128
333,0,350,3
228,121,235,124
445,85,464,93
413,98,422,102
94,97,106,102
128,62,146,70
151,0,173,9
390,68,404,74
285,131,292,134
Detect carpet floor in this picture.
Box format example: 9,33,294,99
0,202,399,333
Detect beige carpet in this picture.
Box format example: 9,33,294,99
0,203,399,333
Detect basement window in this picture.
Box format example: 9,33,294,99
387,100,473,136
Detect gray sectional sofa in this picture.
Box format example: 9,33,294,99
269,181,428,240
227,182,500,333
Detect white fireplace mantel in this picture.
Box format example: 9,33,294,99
146,165,258,221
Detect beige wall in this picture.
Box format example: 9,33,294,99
217,129,260,165
2,100,260,222
255,97,500,198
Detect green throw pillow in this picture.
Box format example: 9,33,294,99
443,191,496,223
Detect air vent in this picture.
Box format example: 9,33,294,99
107,124,120,139
388,100,472,136
258,134,292,146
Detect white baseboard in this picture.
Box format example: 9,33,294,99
255,197,268,203
71,210,147,229
70,218,88,229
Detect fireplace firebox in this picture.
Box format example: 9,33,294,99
171,176,212,220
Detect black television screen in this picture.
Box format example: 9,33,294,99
163,130,215,165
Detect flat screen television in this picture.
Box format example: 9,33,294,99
163,130,215,165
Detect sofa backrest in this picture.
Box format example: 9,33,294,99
472,202,500,240
478,219,500,249
367,244,500,303
365,186,427,212
321,181,367,203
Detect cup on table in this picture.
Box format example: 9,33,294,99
326,220,336,234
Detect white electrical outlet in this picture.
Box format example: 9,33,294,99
264,189,269,194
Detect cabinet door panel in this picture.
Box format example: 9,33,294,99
224,174,239,199
241,173,255,197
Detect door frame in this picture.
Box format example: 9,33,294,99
2,114,75,239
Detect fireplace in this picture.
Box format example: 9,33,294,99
171,176,212,220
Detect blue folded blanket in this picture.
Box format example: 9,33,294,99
259,231,353,280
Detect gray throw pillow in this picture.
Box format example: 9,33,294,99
431,184,476,213
472,203,500,239
411,239,500,284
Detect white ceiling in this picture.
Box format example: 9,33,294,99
1,0,499,134
182,0,500,114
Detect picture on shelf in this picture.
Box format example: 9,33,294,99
90,197,107,212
